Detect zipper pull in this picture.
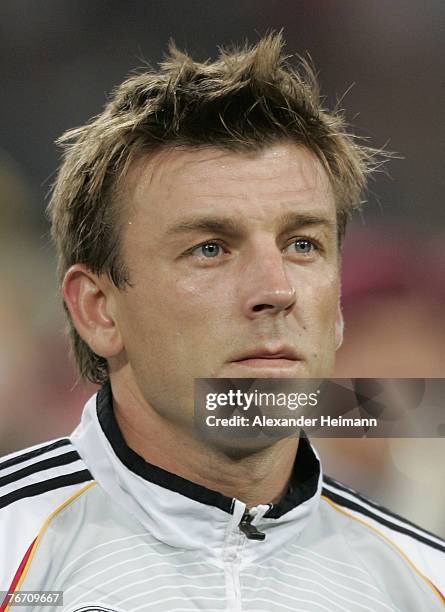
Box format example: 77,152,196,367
239,508,266,541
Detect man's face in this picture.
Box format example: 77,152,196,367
110,142,343,426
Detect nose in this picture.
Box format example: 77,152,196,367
241,246,297,319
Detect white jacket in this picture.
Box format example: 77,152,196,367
0,383,443,611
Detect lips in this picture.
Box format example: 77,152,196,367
231,346,301,366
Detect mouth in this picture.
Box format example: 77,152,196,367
230,346,302,370
232,357,298,368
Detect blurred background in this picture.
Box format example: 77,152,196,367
0,1,444,536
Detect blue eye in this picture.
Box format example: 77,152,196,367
286,239,315,254
193,242,221,258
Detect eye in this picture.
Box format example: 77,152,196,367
191,241,223,258
285,238,317,255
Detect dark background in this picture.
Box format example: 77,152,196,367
0,0,444,535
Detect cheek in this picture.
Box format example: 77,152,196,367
122,271,235,346
296,269,340,329
301,272,339,372
165,271,237,321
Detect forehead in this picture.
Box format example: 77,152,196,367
124,142,335,227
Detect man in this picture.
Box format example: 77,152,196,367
1,34,443,611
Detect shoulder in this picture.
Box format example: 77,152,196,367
321,474,445,595
0,437,93,590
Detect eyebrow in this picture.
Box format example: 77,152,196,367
276,212,336,234
165,212,336,238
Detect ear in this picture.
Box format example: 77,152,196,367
62,264,123,359
335,302,344,351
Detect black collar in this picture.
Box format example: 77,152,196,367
97,381,320,518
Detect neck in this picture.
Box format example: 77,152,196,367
110,378,299,509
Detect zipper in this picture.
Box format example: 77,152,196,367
238,503,273,540
222,500,272,610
